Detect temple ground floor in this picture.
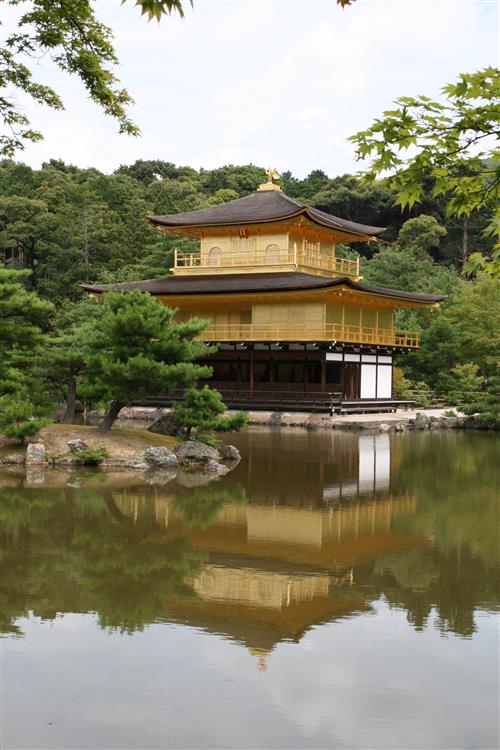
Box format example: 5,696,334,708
198,344,398,401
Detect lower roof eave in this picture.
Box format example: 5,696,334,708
81,271,445,306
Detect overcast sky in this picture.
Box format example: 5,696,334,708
8,0,500,178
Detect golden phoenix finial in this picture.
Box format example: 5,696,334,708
266,167,280,183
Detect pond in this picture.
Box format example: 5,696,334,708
1,428,499,749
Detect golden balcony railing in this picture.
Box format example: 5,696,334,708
200,323,420,348
173,247,360,277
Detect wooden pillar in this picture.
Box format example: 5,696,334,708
321,358,326,393
249,348,254,393
237,357,242,390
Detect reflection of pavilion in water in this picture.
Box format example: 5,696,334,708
114,433,419,663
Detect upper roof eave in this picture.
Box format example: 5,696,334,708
148,209,383,241
147,189,385,239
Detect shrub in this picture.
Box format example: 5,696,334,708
195,434,221,448
438,363,483,408
462,373,500,429
0,398,49,444
174,386,247,439
76,446,109,465
412,381,433,407
393,368,413,400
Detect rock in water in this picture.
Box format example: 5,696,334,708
25,443,46,465
140,446,179,469
174,441,218,462
1,454,26,464
205,459,231,475
219,444,241,461
67,439,89,453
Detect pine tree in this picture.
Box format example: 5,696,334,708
79,290,213,432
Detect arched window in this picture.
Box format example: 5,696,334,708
208,246,222,266
265,243,279,264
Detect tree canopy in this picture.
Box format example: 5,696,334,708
350,68,500,275
79,289,212,431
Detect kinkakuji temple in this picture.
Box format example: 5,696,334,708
84,171,444,410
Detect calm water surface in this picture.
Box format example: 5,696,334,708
1,429,499,749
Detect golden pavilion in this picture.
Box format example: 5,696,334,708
84,171,443,408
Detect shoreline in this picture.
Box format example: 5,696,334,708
90,405,483,433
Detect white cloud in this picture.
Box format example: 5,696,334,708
10,0,500,177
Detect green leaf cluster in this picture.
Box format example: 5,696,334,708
350,68,500,269
174,385,248,440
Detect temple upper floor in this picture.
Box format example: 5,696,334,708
148,179,385,280
173,230,361,279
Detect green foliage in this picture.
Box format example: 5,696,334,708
0,0,151,155
195,434,221,449
0,269,54,440
79,290,212,430
438,363,483,407
75,446,109,465
466,247,500,279
392,368,412,400
350,68,500,261
405,276,500,386
364,246,457,294
0,396,48,443
174,386,248,439
0,267,53,372
412,381,432,407
126,0,191,22
397,215,447,256
461,373,500,428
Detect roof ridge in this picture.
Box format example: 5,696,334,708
276,191,305,210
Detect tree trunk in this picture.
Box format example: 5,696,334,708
61,377,77,424
97,399,123,432
461,215,469,278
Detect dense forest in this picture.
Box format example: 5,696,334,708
0,159,498,431
0,158,494,300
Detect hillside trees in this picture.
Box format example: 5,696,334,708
0,268,54,440
404,275,500,388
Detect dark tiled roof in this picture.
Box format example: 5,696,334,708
82,272,445,303
149,190,385,238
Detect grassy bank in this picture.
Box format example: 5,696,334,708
36,424,177,461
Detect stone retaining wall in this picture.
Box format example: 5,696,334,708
86,406,482,433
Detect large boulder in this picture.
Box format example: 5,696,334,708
67,439,89,453
412,413,431,431
149,410,179,436
174,440,218,463
139,446,178,469
25,442,46,465
218,444,241,462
